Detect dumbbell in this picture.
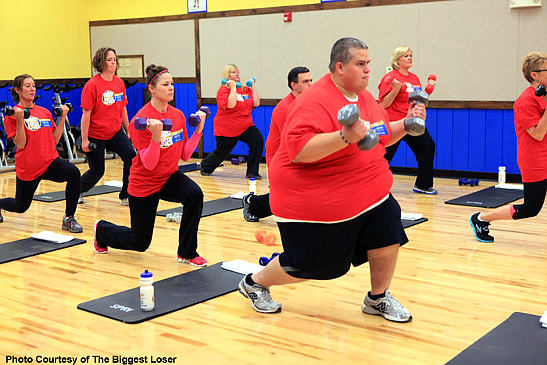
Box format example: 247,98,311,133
134,117,173,131
536,84,546,97
246,77,256,87
230,156,247,165
424,75,437,94
221,78,241,88
52,103,73,117
87,142,98,152
259,252,280,266
3,105,30,119
458,178,479,187
404,90,429,136
337,104,379,150
188,106,211,127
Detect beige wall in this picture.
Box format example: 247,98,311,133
91,0,547,100
90,20,195,77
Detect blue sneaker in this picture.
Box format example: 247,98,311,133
413,186,438,195
469,213,494,243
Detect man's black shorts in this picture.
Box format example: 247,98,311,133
277,194,408,280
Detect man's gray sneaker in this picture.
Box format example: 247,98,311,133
239,274,282,313
361,289,412,323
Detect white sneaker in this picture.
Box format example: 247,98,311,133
120,198,129,206
361,289,412,323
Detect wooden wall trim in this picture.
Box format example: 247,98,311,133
202,98,514,110
89,0,450,26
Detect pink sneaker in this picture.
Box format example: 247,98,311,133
177,255,207,267
93,220,108,254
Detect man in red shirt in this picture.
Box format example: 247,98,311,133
243,66,312,222
238,38,426,323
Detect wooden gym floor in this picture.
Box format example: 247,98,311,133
0,158,546,364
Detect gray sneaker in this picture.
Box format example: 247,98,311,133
238,275,282,313
361,289,412,323
77,195,85,204
62,215,83,233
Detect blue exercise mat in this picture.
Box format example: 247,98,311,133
0,237,86,264
77,262,243,324
447,312,547,365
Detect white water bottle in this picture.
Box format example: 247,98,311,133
248,177,256,195
140,269,154,311
498,166,506,184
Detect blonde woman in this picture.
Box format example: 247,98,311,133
378,46,437,194
200,64,263,179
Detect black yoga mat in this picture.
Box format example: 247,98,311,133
178,163,200,173
0,237,86,264
156,197,242,217
445,186,523,208
77,262,243,324
402,217,428,229
447,312,547,365
33,184,121,202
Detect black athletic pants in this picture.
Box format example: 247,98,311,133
81,128,136,200
200,125,263,176
512,178,547,219
385,128,435,189
0,157,80,217
96,171,204,259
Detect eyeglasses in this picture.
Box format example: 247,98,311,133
533,69,547,72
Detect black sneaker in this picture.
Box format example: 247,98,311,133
242,194,259,222
0,209,3,223
469,213,494,242
200,169,212,176
246,174,262,180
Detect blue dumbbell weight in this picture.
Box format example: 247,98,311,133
220,78,241,88
246,77,256,87
259,252,280,266
188,106,211,127
134,117,172,131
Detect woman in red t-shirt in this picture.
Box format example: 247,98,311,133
93,65,208,267
0,74,82,232
378,46,437,195
79,47,136,206
470,52,547,243
200,64,264,179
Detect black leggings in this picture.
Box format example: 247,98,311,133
81,128,136,200
512,179,547,220
249,193,272,218
385,128,435,189
200,125,264,176
96,171,204,258
0,157,81,217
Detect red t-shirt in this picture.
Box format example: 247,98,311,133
513,86,547,182
265,92,295,166
128,103,189,197
269,74,393,222
378,70,422,121
214,85,254,137
81,74,128,140
4,105,58,181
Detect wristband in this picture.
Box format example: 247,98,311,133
340,130,350,144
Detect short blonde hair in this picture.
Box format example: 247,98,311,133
391,46,412,70
522,52,547,83
221,64,239,80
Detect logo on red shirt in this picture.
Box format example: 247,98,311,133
24,117,51,131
